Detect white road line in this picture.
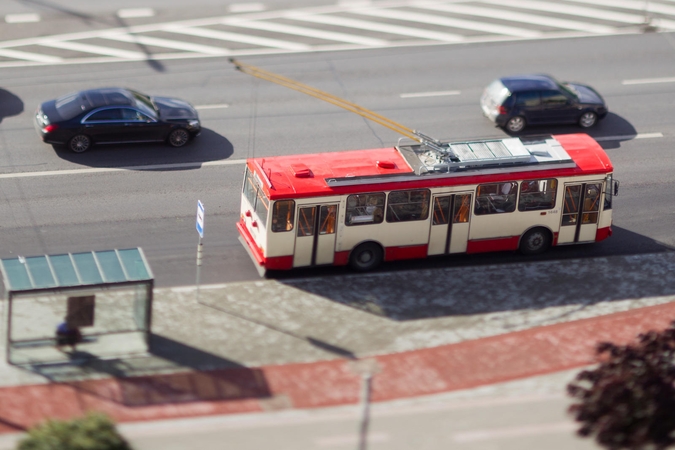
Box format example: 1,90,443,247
117,8,155,19
453,422,576,442
479,0,649,25
353,8,542,38
5,13,40,23
38,40,145,59
400,90,460,98
195,103,229,109
415,3,617,34
229,3,266,13
102,33,230,55
0,159,247,180
0,48,61,63
594,132,663,141
163,25,309,51
565,0,675,18
223,18,390,46
285,12,464,42
622,76,675,85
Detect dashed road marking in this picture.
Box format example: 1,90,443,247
400,90,461,98
117,8,155,19
453,422,576,442
229,3,266,13
5,13,40,23
195,104,230,109
622,76,675,85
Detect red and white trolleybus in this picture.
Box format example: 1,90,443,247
238,132,618,273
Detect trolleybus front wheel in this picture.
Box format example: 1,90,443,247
519,227,552,255
349,242,383,272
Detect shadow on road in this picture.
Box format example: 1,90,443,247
53,128,234,170
0,89,24,123
269,226,675,321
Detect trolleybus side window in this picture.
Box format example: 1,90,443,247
272,200,295,232
297,207,315,236
386,189,430,222
518,179,557,211
345,193,385,225
319,205,337,235
474,182,517,215
432,197,451,225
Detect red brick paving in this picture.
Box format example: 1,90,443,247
1,300,674,433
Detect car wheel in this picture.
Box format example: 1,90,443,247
68,134,91,153
579,111,597,128
167,128,190,147
519,227,551,255
349,242,383,272
505,116,526,133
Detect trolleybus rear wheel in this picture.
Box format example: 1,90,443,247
349,242,383,272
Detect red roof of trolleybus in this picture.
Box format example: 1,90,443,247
248,133,613,200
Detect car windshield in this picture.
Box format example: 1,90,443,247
54,91,87,120
557,82,579,100
130,90,158,119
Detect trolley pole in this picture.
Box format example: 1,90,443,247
195,200,205,302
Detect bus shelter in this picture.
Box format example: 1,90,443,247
0,248,153,365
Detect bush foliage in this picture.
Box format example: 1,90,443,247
18,412,132,450
567,321,675,450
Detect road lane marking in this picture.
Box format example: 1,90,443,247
0,48,61,63
453,422,576,442
354,8,542,38
5,13,40,23
565,0,675,18
622,76,675,85
117,8,155,19
195,104,229,109
479,0,649,24
102,33,230,55
0,159,247,180
285,12,464,42
400,90,460,98
38,40,146,59
222,18,390,46
415,3,617,34
594,132,663,141
163,25,310,51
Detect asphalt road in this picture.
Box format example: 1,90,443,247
1,4,675,289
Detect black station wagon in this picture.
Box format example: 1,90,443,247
35,87,201,153
480,74,607,133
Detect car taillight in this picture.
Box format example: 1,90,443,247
43,124,58,133
497,106,508,115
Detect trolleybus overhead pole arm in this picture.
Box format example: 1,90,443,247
229,59,446,152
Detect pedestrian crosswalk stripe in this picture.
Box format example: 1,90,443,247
38,40,146,59
222,18,390,46
354,7,542,38
5,13,40,23
162,25,310,50
565,0,675,17
0,48,61,62
285,11,464,42
102,33,230,55
416,3,617,34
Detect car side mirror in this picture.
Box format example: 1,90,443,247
613,180,620,196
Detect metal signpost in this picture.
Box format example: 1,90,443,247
195,200,204,300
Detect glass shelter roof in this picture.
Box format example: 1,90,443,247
0,248,153,292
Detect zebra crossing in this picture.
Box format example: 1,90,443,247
0,0,669,68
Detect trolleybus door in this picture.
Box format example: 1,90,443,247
428,193,472,256
558,182,602,244
293,204,339,267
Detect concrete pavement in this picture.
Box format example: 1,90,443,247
0,251,674,435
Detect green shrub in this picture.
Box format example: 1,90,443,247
18,412,132,450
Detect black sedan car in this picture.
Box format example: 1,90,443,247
35,87,201,153
480,74,607,133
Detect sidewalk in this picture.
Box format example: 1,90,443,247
1,252,674,434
